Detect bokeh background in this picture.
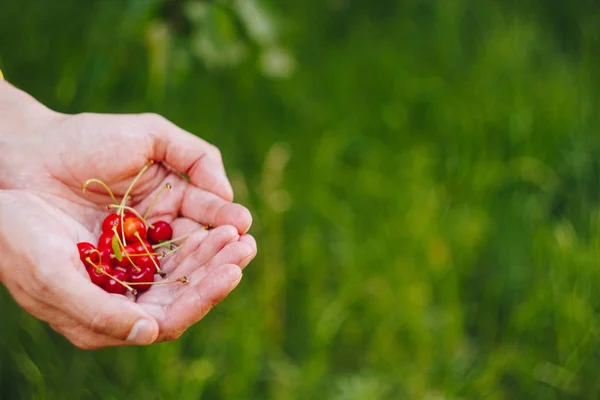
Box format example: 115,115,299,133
2,0,600,399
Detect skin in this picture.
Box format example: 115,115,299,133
0,80,257,349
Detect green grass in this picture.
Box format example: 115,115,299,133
2,0,600,398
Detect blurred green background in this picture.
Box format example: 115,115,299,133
2,0,600,399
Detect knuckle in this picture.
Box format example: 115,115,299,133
67,333,95,350
142,112,167,127
87,310,111,336
215,224,238,239
209,145,222,160
162,329,184,342
72,339,94,351
29,269,54,297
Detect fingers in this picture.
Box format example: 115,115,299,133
48,270,159,345
238,234,257,269
158,264,243,341
169,217,206,239
146,114,233,201
167,227,211,267
185,234,256,284
167,225,239,276
181,186,252,234
199,236,256,272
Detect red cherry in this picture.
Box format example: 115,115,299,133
117,245,136,267
133,255,161,272
150,256,161,273
77,242,99,265
97,231,115,250
147,221,173,244
127,265,155,292
86,263,111,286
101,214,121,233
105,211,135,233
133,240,153,254
102,269,128,295
99,247,115,267
123,217,147,243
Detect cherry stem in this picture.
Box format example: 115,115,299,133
106,204,154,229
89,248,102,260
143,183,172,220
82,179,119,205
111,227,140,272
158,245,183,259
126,276,188,286
85,257,138,295
112,252,164,258
135,231,165,277
153,234,190,249
119,160,154,244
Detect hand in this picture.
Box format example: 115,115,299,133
0,81,257,349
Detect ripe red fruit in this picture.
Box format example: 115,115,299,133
133,240,153,254
117,245,136,267
99,247,115,267
86,263,111,286
127,265,154,292
97,231,115,250
147,221,173,244
123,216,147,243
101,214,120,233
102,269,128,295
133,255,161,272
77,242,99,265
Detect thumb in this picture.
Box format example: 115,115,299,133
50,271,159,345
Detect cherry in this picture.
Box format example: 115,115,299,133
101,214,120,233
116,245,136,268
79,162,192,295
133,255,161,273
99,247,115,267
102,269,129,295
126,265,155,292
77,242,99,265
122,216,147,243
86,263,111,286
97,231,115,250
133,240,153,254
147,221,173,244
111,211,135,230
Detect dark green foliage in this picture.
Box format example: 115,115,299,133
1,0,600,398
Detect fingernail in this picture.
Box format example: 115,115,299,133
127,319,155,345
227,268,243,293
223,178,234,200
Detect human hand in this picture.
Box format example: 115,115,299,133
0,81,257,349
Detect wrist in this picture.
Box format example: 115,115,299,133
0,80,60,134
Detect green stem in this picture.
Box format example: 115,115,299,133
82,178,118,205
153,234,190,249
119,160,154,244
144,183,172,220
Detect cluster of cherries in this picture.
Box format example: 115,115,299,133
76,161,190,296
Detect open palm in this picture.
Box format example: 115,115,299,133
0,99,256,349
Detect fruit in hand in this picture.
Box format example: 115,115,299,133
102,269,130,295
78,162,190,297
148,221,173,244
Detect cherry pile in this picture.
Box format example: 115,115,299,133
76,161,190,296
